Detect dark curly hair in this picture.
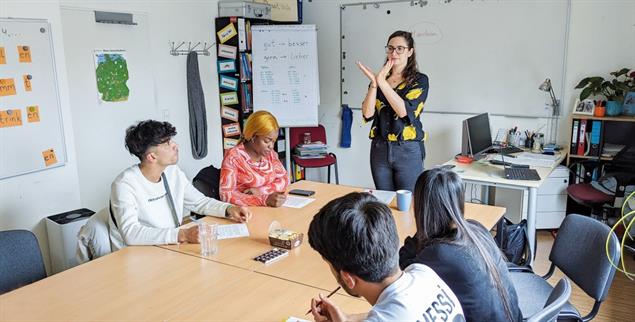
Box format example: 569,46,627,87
124,120,176,161
387,30,420,85
308,192,400,282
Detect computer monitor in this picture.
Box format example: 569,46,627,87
461,113,493,157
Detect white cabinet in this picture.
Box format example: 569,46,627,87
494,165,569,229
536,166,569,229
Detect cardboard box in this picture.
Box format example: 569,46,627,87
269,228,303,249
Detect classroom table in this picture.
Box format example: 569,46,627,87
444,152,567,265
160,180,507,295
0,246,370,321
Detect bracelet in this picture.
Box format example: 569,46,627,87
224,206,231,218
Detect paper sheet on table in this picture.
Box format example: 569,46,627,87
217,223,250,240
283,195,315,208
363,189,396,205
285,317,310,322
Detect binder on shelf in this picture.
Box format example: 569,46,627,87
589,120,602,156
577,119,587,156
570,119,579,155
237,18,247,51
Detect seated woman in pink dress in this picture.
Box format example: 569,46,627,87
220,111,289,207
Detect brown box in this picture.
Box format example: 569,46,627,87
268,229,303,249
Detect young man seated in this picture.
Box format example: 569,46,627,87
109,120,251,250
307,192,465,322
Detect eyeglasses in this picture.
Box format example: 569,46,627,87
385,45,409,54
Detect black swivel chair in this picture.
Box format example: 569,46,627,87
509,214,620,321
0,230,47,294
567,145,635,222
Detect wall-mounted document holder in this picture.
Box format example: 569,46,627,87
170,41,214,56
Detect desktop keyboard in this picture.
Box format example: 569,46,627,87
504,168,541,181
487,146,525,154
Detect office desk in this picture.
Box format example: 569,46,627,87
444,152,566,265
161,181,506,294
0,246,370,321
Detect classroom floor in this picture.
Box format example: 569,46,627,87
533,231,635,322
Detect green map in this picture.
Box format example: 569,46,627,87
95,53,129,102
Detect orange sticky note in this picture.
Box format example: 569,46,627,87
0,78,17,96
0,47,6,64
18,45,32,63
0,109,23,128
42,149,58,166
27,105,40,123
23,75,32,91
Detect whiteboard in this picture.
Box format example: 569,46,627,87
252,24,319,127
341,0,569,117
0,18,67,179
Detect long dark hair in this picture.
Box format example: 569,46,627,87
413,168,514,321
387,30,419,85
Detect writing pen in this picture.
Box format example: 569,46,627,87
305,286,342,315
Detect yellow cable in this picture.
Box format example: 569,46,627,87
605,212,635,279
620,190,635,239
605,186,635,279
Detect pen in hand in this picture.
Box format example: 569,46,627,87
305,286,342,315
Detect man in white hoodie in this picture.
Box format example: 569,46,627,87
109,120,251,250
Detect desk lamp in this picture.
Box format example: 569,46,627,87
539,78,560,150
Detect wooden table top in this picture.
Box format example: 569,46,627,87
0,246,369,321
160,181,506,294
0,181,503,320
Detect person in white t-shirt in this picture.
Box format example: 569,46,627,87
307,192,465,322
109,120,251,250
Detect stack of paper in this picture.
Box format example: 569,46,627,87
363,189,396,205
295,141,328,159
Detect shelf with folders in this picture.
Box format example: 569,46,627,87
566,115,635,184
214,17,287,163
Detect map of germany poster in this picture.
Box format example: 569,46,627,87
94,50,129,102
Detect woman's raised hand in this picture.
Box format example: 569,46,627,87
356,61,377,87
377,59,394,83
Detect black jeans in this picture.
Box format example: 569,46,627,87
370,140,424,192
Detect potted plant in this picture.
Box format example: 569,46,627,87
612,68,635,116
576,68,635,116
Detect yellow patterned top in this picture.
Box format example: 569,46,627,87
365,73,429,142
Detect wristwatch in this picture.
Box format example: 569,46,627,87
224,206,231,218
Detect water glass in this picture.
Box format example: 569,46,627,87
198,223,218,256
396,190,412,212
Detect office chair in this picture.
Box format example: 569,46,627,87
0,230,47,294
509,214,620,321
567,146,635,222
290,125,339,184
190,165,221,219
193,165,221,200
526,278,572,322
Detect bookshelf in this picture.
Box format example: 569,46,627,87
215,17,287,162
567,114,635,166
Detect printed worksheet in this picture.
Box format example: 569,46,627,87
282,195,315,208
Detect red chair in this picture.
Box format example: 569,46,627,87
290,125,339,184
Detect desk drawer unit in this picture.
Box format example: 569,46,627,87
536,166,569,229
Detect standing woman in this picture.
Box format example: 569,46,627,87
357,30,428,192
